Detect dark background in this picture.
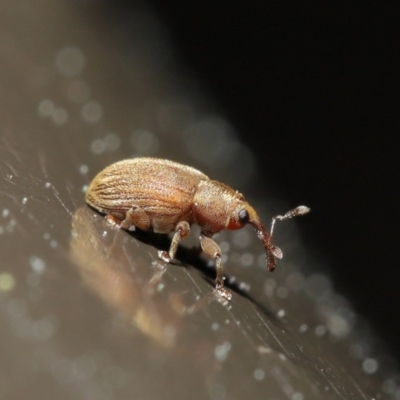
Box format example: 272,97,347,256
133,1,400,359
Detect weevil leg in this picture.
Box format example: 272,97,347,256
105,213,125,228
121,206,151,231
199,234,232,298
158,221,190,263
105,205,151,231
199,235,223,285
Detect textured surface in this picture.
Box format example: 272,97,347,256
0,1,398,399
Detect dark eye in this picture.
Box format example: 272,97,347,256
238,209,249,224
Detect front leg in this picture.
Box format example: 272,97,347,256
200,234,232,301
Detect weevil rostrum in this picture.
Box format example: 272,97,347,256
85,157,310,298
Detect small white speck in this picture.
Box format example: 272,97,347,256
315,325,327,337
326,312,352,339
257,346,271,354
79,165,89,175
45,182,51,188
362,358,378,374
253,369,265,381
206,259,214,268
128,226,136,231
43,233,51,240
82,101,103,123
81,184,88,193
29,256,46,274
211,322,219,331
214,342,232,361
277,309,286,318
299,324,308,333
292,393,304,400
2,209,9,218
22,197,28,205
238,281,251,291
278,353,287,361
50,240,58,248
102,231,108,237
157,283,164,292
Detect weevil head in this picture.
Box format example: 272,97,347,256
227,202,279,272
193,180,278,271
193,180,249,234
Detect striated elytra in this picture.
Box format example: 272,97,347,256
86,157,310,298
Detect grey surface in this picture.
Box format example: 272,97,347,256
0,1,398,399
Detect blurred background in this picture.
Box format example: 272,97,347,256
143,0,400,357
0,0,399,399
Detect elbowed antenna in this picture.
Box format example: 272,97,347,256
251,205,310,272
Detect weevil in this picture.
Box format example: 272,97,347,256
85,157,309,296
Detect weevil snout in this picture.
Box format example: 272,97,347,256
251,221,281,272
225,202,280,272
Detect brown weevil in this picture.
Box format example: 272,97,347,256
85,157,310,298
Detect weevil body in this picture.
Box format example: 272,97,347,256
86,157,309,294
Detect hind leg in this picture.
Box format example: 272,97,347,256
105,205,151,231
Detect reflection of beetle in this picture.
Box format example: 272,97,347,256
86,157,309,296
